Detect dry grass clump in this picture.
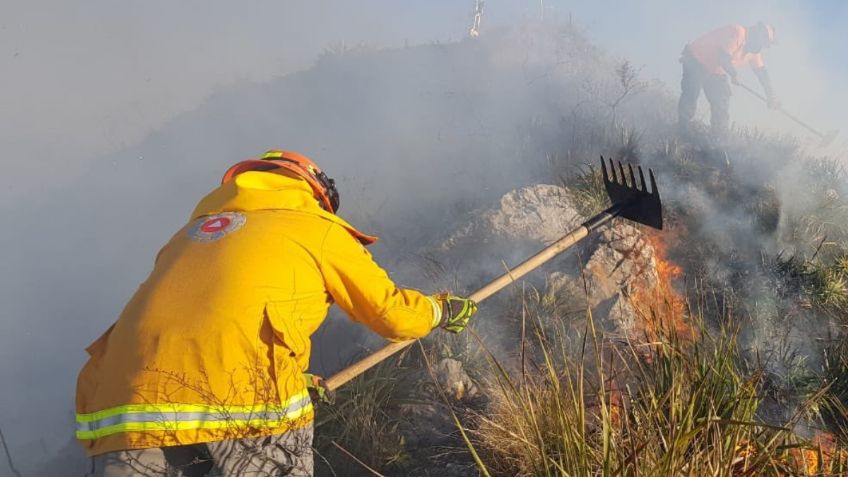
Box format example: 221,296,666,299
820,341,848,438
559,164,609,218
313,330,487,475
462,306,847,476
313,359,414,473
804,262,848,313
768,251,848,319
780,158,848,258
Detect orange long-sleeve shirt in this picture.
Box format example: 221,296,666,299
687,24,765,75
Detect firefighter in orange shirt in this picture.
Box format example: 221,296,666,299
678,22,778,135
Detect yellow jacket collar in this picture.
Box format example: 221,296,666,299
191,171,378,245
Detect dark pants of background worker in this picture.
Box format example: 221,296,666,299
678,55,732,135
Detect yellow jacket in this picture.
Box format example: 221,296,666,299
75,170,441,456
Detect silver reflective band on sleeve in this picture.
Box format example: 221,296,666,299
427,296,442,329
75,391,312,440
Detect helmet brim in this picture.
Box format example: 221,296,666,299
221,160,283,183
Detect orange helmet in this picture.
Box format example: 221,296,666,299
222,150,340,213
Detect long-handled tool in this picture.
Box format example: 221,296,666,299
736,82,839,147
325,157,664,391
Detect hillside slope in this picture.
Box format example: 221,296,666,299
9,22,848,476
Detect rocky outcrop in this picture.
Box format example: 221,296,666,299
439,184,584,248
433,183,661,339
584,223,658,300
391,183,670,474
581,223,659,337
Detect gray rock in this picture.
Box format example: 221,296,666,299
598,293,638,337
434,358,479,401
440,184,583,248
583,223,657,306
426,184,661,340
397,401,454,448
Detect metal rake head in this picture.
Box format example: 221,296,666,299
600,156,663,230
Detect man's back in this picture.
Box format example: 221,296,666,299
688,24,763,74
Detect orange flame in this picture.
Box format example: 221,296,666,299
736,431,843,476
629,227,689,339
646,231,683,283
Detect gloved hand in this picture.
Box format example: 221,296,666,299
434,293,478,333
766,95,781,110
304,373,334,405
729,74,741,86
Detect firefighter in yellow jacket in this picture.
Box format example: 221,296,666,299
75,150,478,476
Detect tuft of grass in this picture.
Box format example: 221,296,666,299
765,248,848,320
781,158,848,260
560,164,609,218
314,358,414,473
455,301,845,476
802,261,848,316
614,127,643,164
659,139,707,182
748,184,782,234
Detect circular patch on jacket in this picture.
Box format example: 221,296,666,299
188,212,246,242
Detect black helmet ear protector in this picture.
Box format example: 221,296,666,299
261,155,341,213
315,170,340,213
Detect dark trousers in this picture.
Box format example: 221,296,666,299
677,56,732,135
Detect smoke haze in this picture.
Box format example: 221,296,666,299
1,0,845,472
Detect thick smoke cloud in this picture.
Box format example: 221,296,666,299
1,0,845,473
0,2,549,468
0,1,474,205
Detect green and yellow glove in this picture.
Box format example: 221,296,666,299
434,293,478,333
304,373,334,405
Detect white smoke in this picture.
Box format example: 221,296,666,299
1,0,845,473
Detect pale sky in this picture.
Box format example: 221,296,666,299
1,1,845,204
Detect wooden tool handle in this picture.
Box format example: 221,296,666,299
325,224,591,391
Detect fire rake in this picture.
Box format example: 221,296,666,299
325,157,664,391
736,81,839,148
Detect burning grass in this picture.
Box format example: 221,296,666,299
630,228,689,339
460,308,848,476
441,125,848,474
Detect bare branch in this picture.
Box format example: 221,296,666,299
331,441,387,477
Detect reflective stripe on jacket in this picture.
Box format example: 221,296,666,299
76,170,440,456
76,390,312,440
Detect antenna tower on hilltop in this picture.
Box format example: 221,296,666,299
469,0,484,38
